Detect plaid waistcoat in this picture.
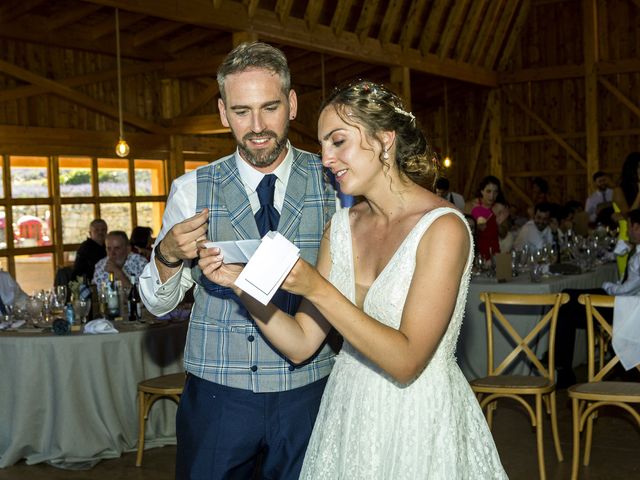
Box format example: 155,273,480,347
185,147,336,392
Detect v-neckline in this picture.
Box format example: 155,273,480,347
346,209,431,309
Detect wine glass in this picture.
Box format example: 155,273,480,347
55,285,68,305
26,295,44,327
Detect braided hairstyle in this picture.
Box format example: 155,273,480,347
320,80,439,190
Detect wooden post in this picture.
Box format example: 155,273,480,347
390,66,412,110
488,89,503,182
584,0,599,189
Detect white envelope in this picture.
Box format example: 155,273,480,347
234,232,300,305
203,239,261,263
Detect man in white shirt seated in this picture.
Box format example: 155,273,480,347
513,202,553,251
555,208,640,387
435,177,465,211
92,231,148,290
585,171,613,225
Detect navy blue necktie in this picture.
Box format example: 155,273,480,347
255,174,280,236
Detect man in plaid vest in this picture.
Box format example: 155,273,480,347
140,42,337,479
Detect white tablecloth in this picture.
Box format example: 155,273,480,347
457,263,618,380
0,320,187,469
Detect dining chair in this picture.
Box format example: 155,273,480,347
470,292,570,480
136,372,186,467
568,294,640,480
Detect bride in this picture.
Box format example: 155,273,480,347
202,80,507,479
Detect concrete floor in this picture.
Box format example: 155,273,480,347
0,391,637,479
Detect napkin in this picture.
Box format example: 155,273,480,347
83,318,119,334
612,296,640,370
0,319,26,330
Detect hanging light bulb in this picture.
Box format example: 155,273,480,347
116,139,130,157
443,80,452,168
114,8,130,157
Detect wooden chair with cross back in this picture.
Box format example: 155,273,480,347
470,292,570,480
568,294,640,480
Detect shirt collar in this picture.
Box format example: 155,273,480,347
234,140,293,191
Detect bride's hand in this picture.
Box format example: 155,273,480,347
281,258,323,297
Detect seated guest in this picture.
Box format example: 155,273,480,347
130,226,154,261
555,208,640,387
72,219,107,281
434,177,465,211
468,175,510,259
0,270,27,313
549,203,573,255
585,171,613,224
92,231,148,289
513,202,552,251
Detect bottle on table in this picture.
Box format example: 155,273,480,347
106,272,121,321
128,275,143,322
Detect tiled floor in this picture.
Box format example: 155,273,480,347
1,390,638,479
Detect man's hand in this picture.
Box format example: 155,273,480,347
197,242,244,289
160,209,209,262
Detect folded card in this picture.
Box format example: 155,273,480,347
234,232,300,305
203,239,261,263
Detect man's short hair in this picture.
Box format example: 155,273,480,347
217,42,290,102
534,202,552,215
435,177,450,191
90,218,106,229
628,208,640,227
532,177,549,193
106,230,128,244
593,171,607,182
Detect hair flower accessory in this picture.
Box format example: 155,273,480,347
394,106,416,122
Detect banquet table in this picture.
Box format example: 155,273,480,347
0,318,188,469
457,262,618,380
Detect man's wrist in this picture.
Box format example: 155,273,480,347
154,239,183,268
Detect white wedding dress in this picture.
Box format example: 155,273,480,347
300,207,507,479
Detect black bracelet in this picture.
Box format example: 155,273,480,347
154,239,183,268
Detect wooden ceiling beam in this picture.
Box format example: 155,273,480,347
0,58,167,134
455,0,489,61
498,0,531,70
169,29,216,53
133,20,183,47
44,4,103,32
400,0,429,51
598,77,640,121
0,0,47,24
304,0,323,31
419,0,448,56
437,0,470,60
243,0,260,18
89,12,146,40
468,0,505,64
177,83,220,118
168,114,228,134
0,61,165,103
483,0,521,69
275,0,294,25
378,0,404,46
80,0,498,86
331,0,355,38
355,0,380,43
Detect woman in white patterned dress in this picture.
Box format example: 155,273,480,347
203,80,507,479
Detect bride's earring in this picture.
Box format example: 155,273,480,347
383,148,389,160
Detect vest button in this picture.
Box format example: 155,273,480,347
247,335,255,342
250,365,258,372
288,365,295,371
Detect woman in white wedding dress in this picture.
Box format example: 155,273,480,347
204,80,507,479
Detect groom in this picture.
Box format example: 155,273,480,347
139,42,337,479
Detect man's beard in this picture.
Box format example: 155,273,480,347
236,127,289,168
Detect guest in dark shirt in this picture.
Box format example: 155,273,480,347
130,226,154,261
72,219,107,280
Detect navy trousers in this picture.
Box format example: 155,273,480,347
175,374,327,480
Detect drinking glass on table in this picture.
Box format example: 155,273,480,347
73,297,90,324
55,285,67,305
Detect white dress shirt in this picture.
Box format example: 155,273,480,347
139,145,294,315
603,247,640,296
513,220,553,251
0,271,27,307
585,188,613,223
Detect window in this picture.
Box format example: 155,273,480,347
0,154,167,292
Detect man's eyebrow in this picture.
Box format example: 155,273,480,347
229,100,282,110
